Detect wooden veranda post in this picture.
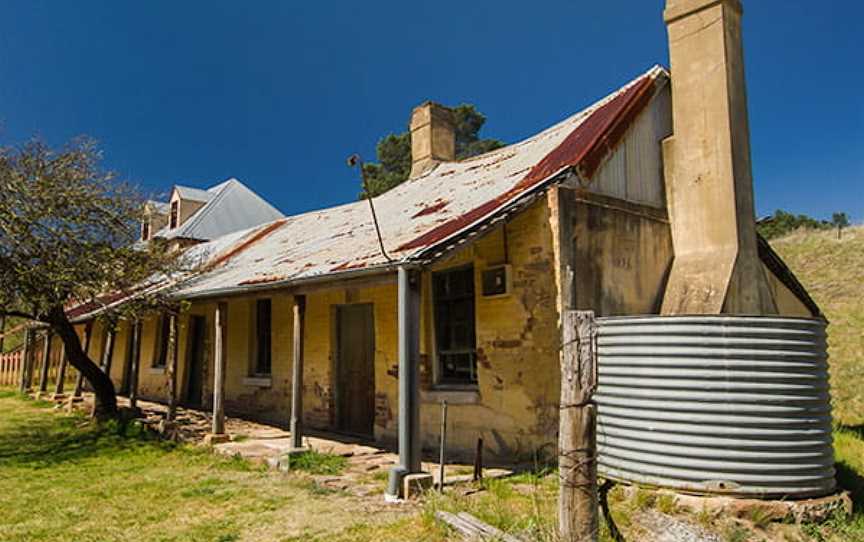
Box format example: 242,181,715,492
54,342,68,397
558,310,599,542
212,302,228,435
166,313,179,422
289,295,306,450
128,320,142,411
37,331,53,394
19,328,33,392
72,322,94,398
101,327,116,376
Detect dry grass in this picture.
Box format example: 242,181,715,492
1,226,862,541
770,225,864,427
0,390,404,542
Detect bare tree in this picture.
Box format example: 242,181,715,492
0,139,185,417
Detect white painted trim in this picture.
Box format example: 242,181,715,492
421,389,480,405
242,376,272,388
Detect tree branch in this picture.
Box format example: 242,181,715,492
0,310,37,320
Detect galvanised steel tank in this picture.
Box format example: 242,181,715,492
595,315,835,498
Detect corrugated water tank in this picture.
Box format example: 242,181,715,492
595,315,835,498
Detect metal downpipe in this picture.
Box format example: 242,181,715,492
387,266,421,499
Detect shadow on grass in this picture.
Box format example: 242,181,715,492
837,461,864,512
0,395,158,469
840,424,864,440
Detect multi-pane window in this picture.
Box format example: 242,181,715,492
169,201,179,229
433,266,477,386
153,314,170,368
254,299,272,375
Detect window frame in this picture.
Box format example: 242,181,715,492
251,298,272,377
431,265,478,389
152,314,170,368
169,201,179,229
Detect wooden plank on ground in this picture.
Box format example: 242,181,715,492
435,511,523,542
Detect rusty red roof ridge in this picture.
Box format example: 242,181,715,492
394,71,661,253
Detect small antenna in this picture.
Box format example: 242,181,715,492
348,154,393,263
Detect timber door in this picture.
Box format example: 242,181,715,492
185,315,206,407
335,304,375,437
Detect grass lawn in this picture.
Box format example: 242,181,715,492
0,390,408,542
1,227,862,542
3,388,861,542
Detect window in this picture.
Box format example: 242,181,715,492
433,266,477,386
253,299,272,375
153,314,170,368
169,201,179,229
141,221,151,241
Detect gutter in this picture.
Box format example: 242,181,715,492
175,261,421,302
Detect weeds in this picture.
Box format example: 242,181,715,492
282,450,347,475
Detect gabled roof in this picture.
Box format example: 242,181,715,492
173,185,216,203
154,178,285,242
172,66,668,299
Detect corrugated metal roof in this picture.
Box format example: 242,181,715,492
171,67,668,299
154,178,285,241
174,185,216,202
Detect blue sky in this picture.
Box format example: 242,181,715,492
1,1,861,221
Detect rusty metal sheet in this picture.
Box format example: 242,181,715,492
167,66,667,299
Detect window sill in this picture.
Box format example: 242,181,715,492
242,376,272,388
147,367,166,375
421,388,480,405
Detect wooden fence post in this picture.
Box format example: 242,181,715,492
559,310,598,542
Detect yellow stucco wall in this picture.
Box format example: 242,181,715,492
104,198,563,461
570,197,674,316
106,190,814,463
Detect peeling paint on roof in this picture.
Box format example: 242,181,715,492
160,66,668,299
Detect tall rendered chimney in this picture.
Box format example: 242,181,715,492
409,102,455,178
660,0,776,315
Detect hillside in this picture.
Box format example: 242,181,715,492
770,225,864,427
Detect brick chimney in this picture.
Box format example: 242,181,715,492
660,0,776,315
409,102,455,178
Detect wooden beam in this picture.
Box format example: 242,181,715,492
435,511,523,542
558,310,598,542
289,295,306,449
212,302,228,435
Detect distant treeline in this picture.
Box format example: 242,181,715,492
758,210,850,240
